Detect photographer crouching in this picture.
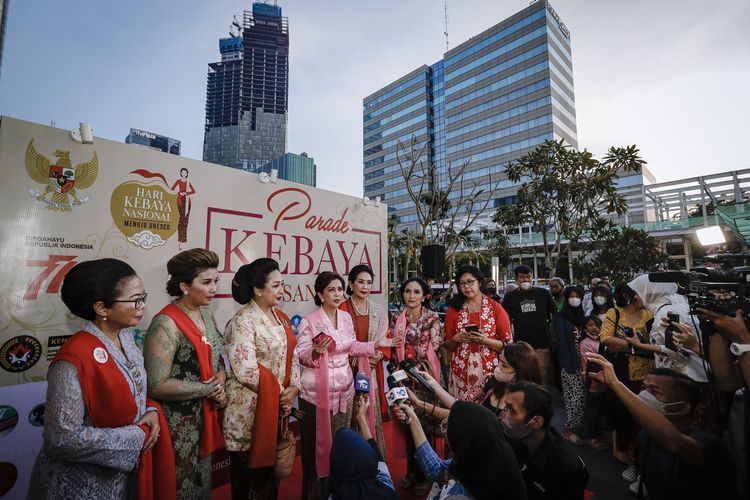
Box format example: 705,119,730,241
586,352,738,499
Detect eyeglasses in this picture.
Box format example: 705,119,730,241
459,279,478,288
113,293,148,310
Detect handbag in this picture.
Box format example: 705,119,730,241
599,308,630,383
273,416,296,478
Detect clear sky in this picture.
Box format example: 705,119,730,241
1,0,748,197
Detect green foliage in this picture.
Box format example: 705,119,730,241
493,139,646,278
585,226,669,284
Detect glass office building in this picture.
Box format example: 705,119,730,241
203,2,289,171
363,0,576,229
125,128,181,155
260,152,317,187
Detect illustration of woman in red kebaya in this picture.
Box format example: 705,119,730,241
171,168,196,250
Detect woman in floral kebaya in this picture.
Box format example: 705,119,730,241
444,265,511,399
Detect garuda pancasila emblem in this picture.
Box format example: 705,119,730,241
25,139,99,212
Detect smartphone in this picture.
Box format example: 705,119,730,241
313,332,336,352
586,360,602,374
664,313,679,351
465,324,479,333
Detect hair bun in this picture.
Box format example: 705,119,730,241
231,258,279,305
231,264,254,304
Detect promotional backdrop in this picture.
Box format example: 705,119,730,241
0,116,388,498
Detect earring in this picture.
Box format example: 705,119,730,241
103,316,108,321
184,290,189,296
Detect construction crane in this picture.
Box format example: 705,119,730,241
443,0,450,52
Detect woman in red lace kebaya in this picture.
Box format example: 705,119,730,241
444,265,511,399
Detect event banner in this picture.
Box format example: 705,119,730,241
0,116,387,497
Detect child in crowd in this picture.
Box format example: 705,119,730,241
580,316,609,450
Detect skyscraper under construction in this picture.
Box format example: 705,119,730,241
203,2,289,171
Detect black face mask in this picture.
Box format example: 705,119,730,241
487,287,497,294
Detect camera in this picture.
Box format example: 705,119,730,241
648,267,750,334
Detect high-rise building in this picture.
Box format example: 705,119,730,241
125,128,181,155
203,2,289,171
363,0,576,229
260,152,317,187
0,0,9,81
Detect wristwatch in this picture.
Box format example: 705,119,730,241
730,343,750,356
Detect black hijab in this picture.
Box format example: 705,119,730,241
328,428,398,500
447,401,526,500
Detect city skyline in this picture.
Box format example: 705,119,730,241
364,1,578,228
0,1,748,198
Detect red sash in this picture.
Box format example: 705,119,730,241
137,399,176,500
159,304,225,457
248,309,297,468
53,331,176,500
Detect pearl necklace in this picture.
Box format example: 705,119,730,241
351,298,369,316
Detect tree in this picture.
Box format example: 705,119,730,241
493,139,645,278
584,226,669,283
395,135,499,263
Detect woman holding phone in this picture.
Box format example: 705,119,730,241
295,271,402,499
444,265,511,399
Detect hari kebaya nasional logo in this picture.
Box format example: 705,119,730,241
25,139,99,212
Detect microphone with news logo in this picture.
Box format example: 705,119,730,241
354,371,370,395
385,362,410,424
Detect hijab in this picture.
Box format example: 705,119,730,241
447,401,526,500
328,428,398,500
627,274,690,318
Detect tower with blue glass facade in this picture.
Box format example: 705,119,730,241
203,2,289,171
363,0,576,229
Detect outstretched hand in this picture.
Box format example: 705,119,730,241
585,353,620,387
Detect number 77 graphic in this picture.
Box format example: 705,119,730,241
24,255,78,300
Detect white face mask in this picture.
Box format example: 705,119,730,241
568,297,582,308
637,390,691,417
519,282,532,291
593,296,607,306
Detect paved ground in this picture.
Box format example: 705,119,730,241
547,385,633,500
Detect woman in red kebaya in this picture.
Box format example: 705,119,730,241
444,265,511,399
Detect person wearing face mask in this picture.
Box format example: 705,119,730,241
484,278,502,303
502,265,557,383
581,277,601,316
599,282,655,468
586,354,738,499
502,381,589,500
553,286,586,445
589,284,615,322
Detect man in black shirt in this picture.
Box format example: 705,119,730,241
586,354,739,499
502,381,589,499
502,265,556,380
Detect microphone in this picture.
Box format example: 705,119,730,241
385,374,410,424
386,362,408,385
400,359,436,394
354,372,370,394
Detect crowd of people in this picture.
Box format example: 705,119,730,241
27,252,747,500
